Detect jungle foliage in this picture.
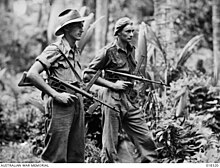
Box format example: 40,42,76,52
0,0,219,163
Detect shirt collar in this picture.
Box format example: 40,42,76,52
61,36,80,56
113,39,134,53
62,36,72,53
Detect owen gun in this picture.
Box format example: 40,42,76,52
18,72,120,113
105,70,168,86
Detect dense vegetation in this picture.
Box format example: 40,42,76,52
1,0,219,163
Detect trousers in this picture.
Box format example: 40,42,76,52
41,94,85,163
99,88,157,163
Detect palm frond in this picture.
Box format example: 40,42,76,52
78,15,105,54
164,67,169,86
0,68,6,79
79,6,87,17
136,22,147,61
175,34,204,68
145,24,166,63
147,43,156,63
175,86,189,118
77,13,94,52
135,22,147,74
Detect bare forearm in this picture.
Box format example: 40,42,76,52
26,71,58,98
84,72,129,91
95,77,116,89
83,72,115,89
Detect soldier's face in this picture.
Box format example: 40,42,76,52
118,24,134,43
67,22,84,41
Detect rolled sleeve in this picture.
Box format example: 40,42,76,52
36,45,61,69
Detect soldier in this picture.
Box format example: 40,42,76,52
26,9,86,162
83,17,158,163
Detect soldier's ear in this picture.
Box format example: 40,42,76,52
117,31,122,37
63,26,69,33
63,24,72,33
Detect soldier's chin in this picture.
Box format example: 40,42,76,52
75,37,81,41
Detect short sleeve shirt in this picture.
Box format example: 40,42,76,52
36,37,82,83
84,40,138,113
85,40,137,81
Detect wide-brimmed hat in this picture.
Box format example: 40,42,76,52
55,9,86,36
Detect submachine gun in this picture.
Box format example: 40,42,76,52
105,70,168,86
18,72,120,113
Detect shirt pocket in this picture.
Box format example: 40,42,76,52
110,51,126,68
111,91,121,101
51,57,70,69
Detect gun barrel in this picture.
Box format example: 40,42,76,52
50,76,120,113
105,70,168,86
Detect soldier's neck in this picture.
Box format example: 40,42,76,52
64,34,76,48
116,38,128,52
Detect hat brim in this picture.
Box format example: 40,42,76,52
55,17,87,36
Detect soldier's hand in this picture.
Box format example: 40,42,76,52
113,80,132,91
53,92,78,105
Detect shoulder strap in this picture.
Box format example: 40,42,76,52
52,43,83,83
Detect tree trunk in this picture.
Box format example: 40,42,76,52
154,0,187,86
95,0,109,55
154,0,180,63
0,0,12,12
213,0,220,85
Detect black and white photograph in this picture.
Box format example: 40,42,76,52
0,0,219,167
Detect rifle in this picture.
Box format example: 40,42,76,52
105,70,168,86
18,72,120,113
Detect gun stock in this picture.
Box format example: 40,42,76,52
18,72,34,87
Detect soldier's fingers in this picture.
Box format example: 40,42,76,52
124,81,132,84
66,96,75,104
69,94,78,100
122,85,127,89
67,99,74,104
